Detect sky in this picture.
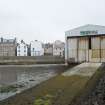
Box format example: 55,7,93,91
0,0,105,43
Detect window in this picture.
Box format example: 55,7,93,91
89,37,91,49
33,48,34,51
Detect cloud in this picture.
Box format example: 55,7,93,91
0,0,105,43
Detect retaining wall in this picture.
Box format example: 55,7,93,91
0,56,65,64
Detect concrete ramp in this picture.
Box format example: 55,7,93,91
63,63,102,77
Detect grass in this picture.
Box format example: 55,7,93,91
32,75,89,105
34,94,53,105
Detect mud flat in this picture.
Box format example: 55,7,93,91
0,64,69,102
0,63,102,105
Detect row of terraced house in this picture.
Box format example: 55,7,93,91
0,38,65,57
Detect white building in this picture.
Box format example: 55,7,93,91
30,40,44,56
65,24,105,63
17,40,28,56
53,40,65,57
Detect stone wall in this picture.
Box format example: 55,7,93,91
0,56,65,64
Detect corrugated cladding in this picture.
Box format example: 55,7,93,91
78,38,88,62
66,24,105,37
67,38,77,62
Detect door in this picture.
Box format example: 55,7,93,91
78,37,88,62
90,37,100,62
67,38,78,62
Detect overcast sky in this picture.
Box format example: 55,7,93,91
0,0,105,43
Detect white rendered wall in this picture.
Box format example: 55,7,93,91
30,41,44,56
17,43,28,56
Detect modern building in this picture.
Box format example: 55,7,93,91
0,37,16,56
44,43,53,55
65,24,105,63
53,40,65,57
30,40,44,56
17,40,28,56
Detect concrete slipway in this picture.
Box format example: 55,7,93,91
63,62,102,77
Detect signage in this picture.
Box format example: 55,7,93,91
80,31,98,36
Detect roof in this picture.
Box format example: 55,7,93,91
0,37,16,44
65,24,105,37
17,40,28,46
44,43,53,48
30,40,43,44
53,40,65,49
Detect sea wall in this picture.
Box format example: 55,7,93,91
0,56,65,64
